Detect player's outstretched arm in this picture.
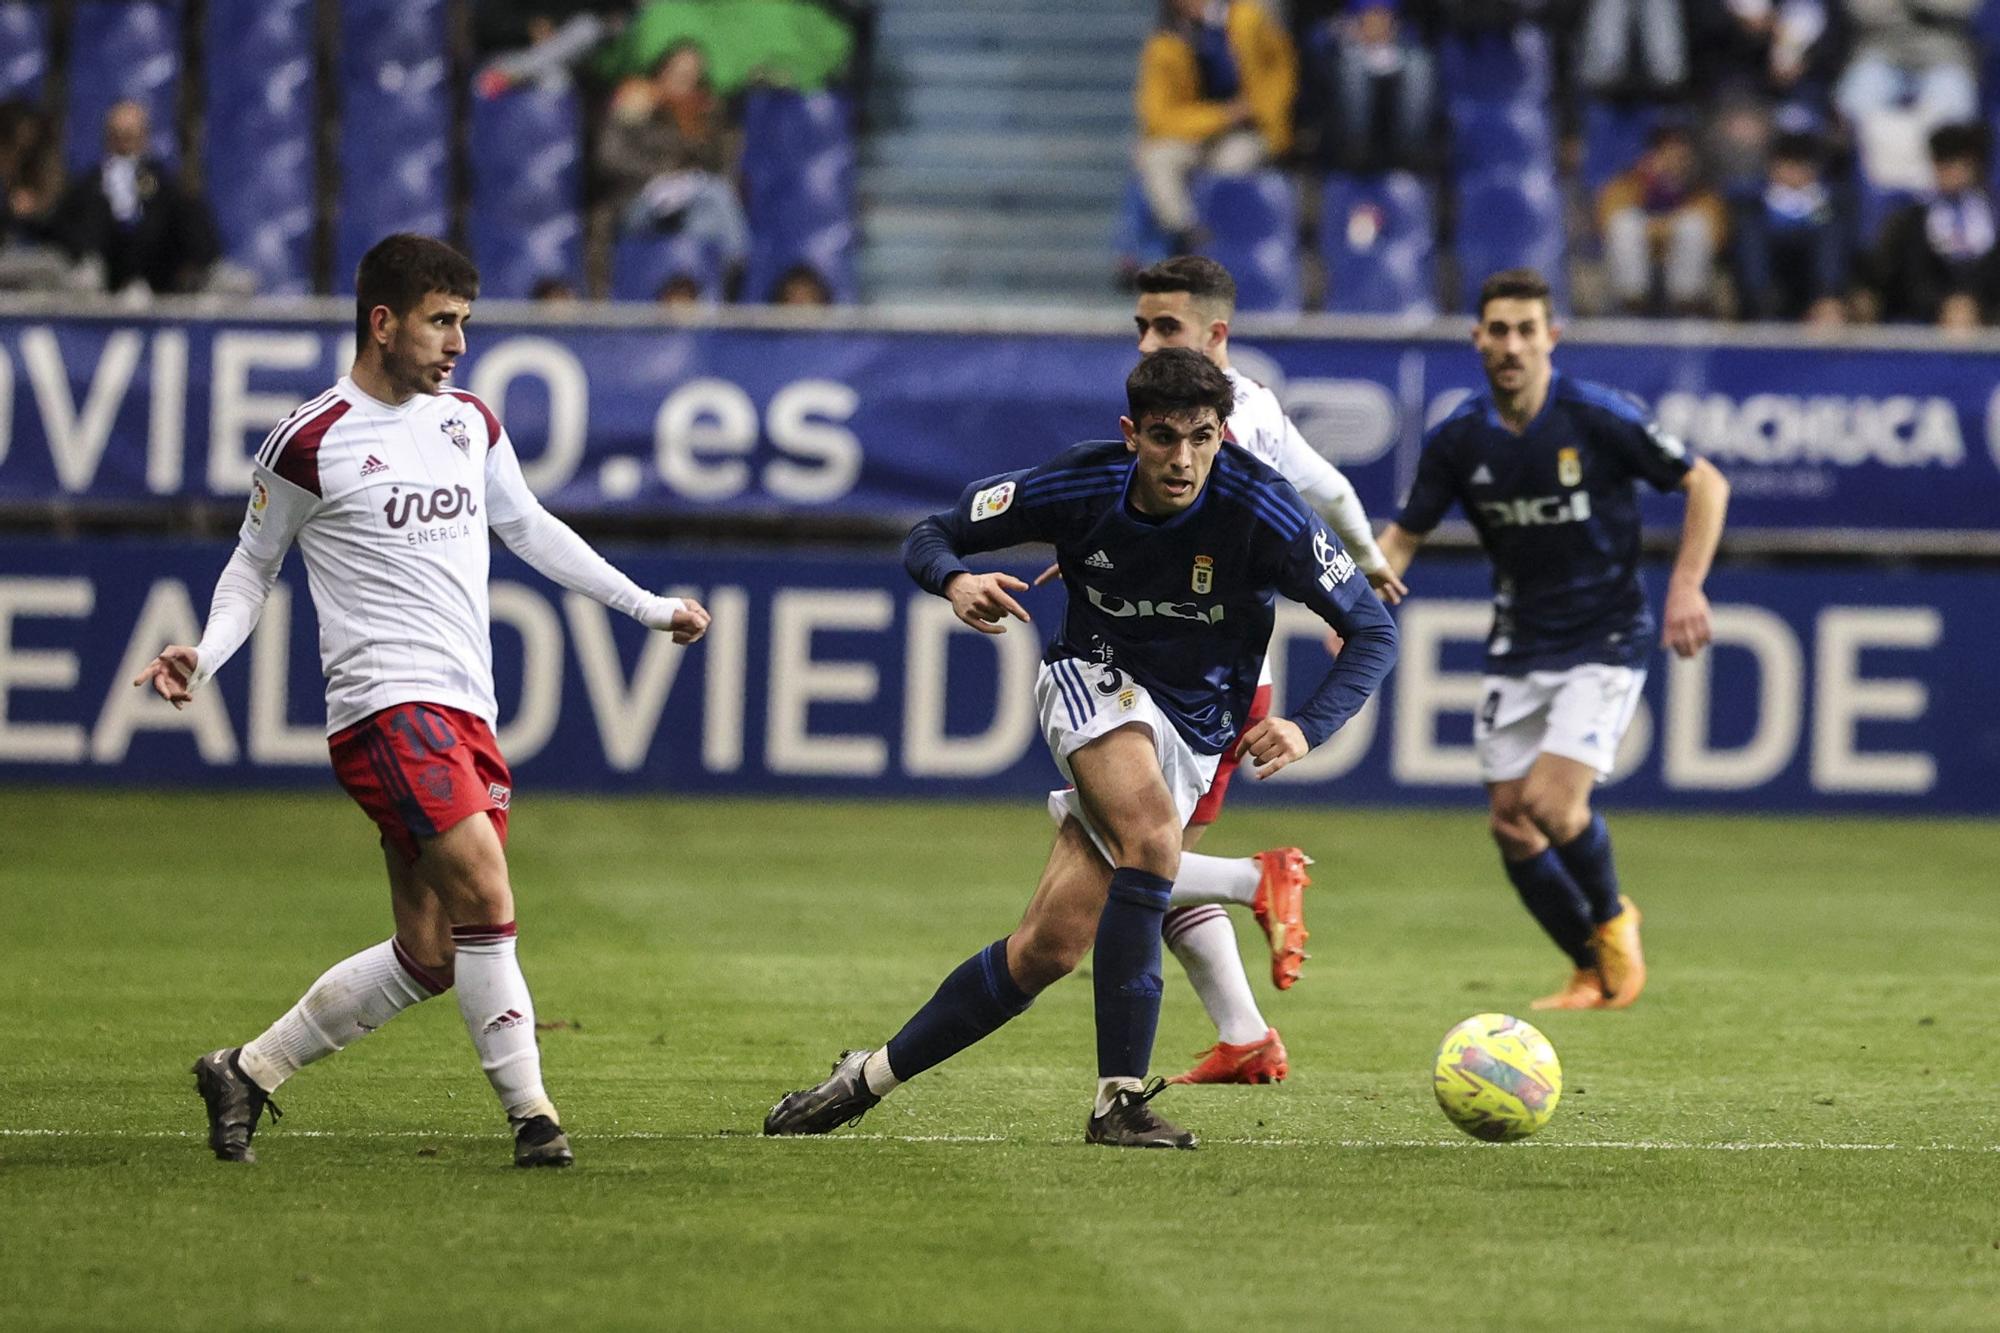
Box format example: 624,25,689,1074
1663,457,1730,658
944,572,1031,635
133,644,200,710
486,438,706,643
1376,522,1425,581
137,468,315,707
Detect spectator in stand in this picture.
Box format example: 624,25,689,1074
52,101,222,296
1870,122,2000,330
1136,0,1298,250
657,274,704,305
1728,130,1847,323
0,100,71,290
597,41,750,288
1835,0,1978,141
1597,122,1728,314
475,3,636,95
531,276,579,301
770,263,831,306
1691,0,1830,97
1578,0,1691,98
1308,0,1436,175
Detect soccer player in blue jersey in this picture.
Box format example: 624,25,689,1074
1378,268,1730,1010
764,349,1397,1147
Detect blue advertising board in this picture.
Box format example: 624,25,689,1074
1,537,1990,812
0,312,1994,533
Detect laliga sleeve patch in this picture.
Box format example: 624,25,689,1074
247,478,270,530
969,480,1016,522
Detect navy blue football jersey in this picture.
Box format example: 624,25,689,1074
904,439,1397,755
1396,371,1696,675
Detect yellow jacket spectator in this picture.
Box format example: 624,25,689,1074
1134,0,1298,243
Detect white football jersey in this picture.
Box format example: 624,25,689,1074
1223,366,1335,490
234,376,535,733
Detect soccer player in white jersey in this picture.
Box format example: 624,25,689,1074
134,235,709,1166
1099,256,1407,1084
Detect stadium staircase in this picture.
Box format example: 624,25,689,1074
859,0,1150,306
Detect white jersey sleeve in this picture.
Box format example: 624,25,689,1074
485,432,685,630
189,467,320,690
1225,368,1387,574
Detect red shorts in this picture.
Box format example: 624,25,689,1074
1189,683,1273,827
329,702,512,863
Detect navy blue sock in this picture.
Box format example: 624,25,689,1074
884,938,1032,1082
1502,850,1596,969
1094,867,1173,1079
1554,815,1623,925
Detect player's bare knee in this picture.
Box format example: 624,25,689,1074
1488,809,1542,860
1010,917,1087,990
1522,787,1589,844
1107,820,1181,881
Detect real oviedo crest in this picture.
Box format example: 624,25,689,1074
1191,555,1214,594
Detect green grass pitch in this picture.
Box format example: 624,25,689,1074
3,790,1997,1330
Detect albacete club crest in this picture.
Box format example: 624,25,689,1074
441,415,471,455
1557,446,1582,488
1191,554,1214,594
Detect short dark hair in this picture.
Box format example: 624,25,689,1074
1477,267,1553,320
354,234,479,348
1133,255,1237,316
1928,121,1989,168
1770,131,1822,167
1126,347,1234,425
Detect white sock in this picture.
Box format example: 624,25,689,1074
237,939,443,1092
1164,907,1270,1046
1169,852,1261,907
451,923,557,1123
1094,1076,1144,1117
861,1047,901,1097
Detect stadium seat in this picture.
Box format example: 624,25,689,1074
1194,170,1301,313
1320,172,1436,317
1437,26,1551,107
0,1,46,101
1454,175,1567,313
468,87,584,298
741,88,856,302
610,229,728,303
1447,98,1555,185
66,1,181,172
333,0,448,291
1581,101,1661,198
1115,175,1175,269
204,0,314,294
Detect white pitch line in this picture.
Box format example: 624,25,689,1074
2,1128,1996,1152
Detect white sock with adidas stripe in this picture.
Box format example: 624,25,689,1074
451,923,557,1124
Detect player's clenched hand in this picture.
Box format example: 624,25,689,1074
1235,716,1308,779
946,571,1031,635
1662,579,1712,658
133,645,199,711
1366,567,1408,606
1031,561,1060,588
668,598,710,645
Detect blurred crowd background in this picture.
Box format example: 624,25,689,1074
2,0,1997,324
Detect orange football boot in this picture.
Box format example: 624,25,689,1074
1250,848,1312,989
1530,968,1608,1011
1592,898,1646,1008
1166,1028,1290,1085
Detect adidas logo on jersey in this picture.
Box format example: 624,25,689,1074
360,454,389,478
1085,550,1115,570
1470,464,1494,485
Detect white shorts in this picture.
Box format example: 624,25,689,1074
1036,657,1220,864
1475,664,1646,784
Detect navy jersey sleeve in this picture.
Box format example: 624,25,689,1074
903,466,1053,596
1394,427,1459,534
1595,394,1697,493
1272,521,1398,750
